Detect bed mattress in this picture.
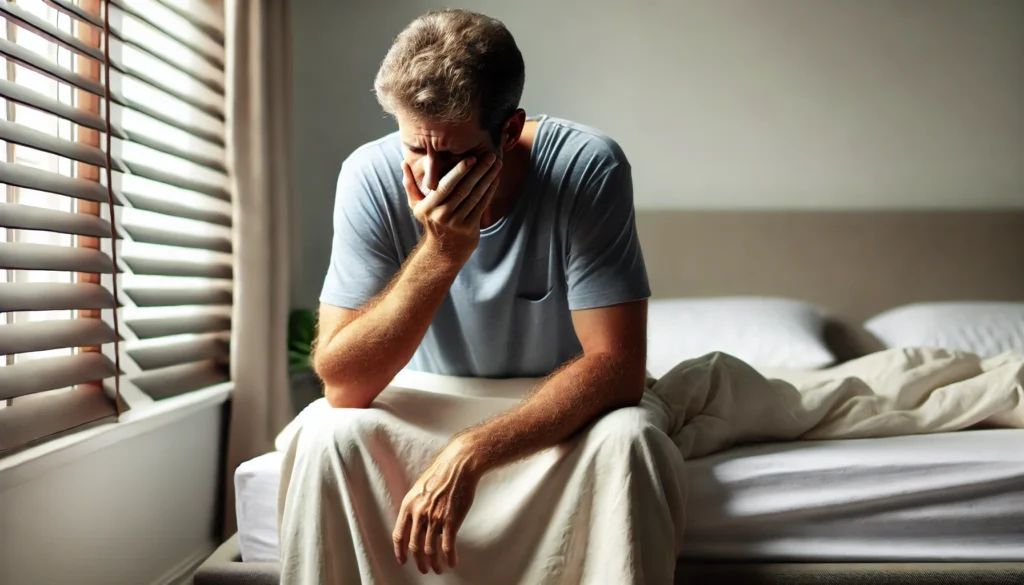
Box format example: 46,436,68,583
235,429,1024,563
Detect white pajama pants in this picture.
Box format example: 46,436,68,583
277,376,687,585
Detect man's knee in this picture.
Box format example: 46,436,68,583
296,407,385,464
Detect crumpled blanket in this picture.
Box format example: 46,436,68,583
276,348,1024,584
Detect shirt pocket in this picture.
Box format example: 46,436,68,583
514,287,555,303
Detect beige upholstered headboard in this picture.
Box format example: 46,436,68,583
636,211,1024,359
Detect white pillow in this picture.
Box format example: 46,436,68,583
646,297,836,377
864,302,1024,358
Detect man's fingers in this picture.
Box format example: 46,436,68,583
402,161,423,209
426,527,444,574
441,521,458,569
417,155,478,214
434,155,482,202
454,159,501,222
409,513,428,574
439,154,495,213
413,156,476,221
424,508,444,574
467,178,499,226
392,507,411,564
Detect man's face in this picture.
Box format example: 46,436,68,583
396,111,501,194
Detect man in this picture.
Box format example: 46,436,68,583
279,9,687,584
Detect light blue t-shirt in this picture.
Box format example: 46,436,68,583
321,115,650,378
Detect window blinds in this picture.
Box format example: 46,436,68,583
0,0,230,453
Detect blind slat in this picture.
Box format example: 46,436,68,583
155,0,225,44
114,17,225,95
131,358,228,400
0,2,224,119
0,119,126,171
124,161,230,201
0,0,106,63
47,0,222,66
124,130,226,173
0,319,115,355
46,0,103,27
0,36,105,95
0,202,111,237
0,242,115,273
122,255,232,279
0,161,121,204
0,76,219,171
122,97,224,146
47,0,225,82
127,335,227,370
122,223,231,253
123,286,230,307
0,385,119,453
121,190,231,227
0,38,224,146
0,282,114,312
120,56,224,121
0,78,128,139
0,352,117,400
125,312,230,339
120,0,224,63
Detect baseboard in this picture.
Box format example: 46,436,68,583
151,543,218,585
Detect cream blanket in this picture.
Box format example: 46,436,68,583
277,348,1024,585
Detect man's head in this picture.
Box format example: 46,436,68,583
374,9,526,192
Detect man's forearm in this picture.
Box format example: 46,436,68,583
457,351,647,473
314,238,461,408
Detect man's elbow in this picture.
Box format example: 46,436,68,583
313,359,378,409
621,375,646,406
323,385,375,409
601,352,648,407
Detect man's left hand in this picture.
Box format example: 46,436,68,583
393,435,482,574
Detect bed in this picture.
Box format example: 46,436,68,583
231,427,1024,562
193,210,1024,584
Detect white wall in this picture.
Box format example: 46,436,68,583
0,403,225,585
290,0,1024,307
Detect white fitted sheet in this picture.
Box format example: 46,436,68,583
236,429,1024,563
235,450,285,563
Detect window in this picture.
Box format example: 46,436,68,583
0,0,229,453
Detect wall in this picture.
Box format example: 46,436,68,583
0,402,225,585
289,0,1024,307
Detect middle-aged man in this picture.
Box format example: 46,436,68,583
278,9,687,584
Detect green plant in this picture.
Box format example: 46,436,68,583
288,308,317,373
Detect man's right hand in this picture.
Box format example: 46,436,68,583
402,153,502,265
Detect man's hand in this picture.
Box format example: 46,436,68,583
393,436,481,575
402,153,501,265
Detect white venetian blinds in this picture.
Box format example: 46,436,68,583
0,0,230,453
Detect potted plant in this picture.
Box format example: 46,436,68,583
288,308,322,412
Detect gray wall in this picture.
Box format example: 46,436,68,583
290,0,1024,308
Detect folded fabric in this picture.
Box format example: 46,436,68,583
653,347,1024,459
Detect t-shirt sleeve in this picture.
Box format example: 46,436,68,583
319,160,401,309
565,161,651,311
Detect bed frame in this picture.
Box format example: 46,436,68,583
193,210,1024,584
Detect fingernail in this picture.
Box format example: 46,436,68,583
486,152,496,164
466,157,477,166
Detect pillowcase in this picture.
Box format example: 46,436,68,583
646,297,836,377
864,302,1024,358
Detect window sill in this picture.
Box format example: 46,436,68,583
0,383,233,493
